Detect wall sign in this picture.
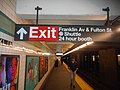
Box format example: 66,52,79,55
0,38,13,46
15,24,112,42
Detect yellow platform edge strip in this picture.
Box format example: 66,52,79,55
63,63,94,90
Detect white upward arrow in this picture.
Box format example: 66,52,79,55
17,27,27,40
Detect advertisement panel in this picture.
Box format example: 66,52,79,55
45,57,48,73
39,56,45,79
39,56,48,80
0,55,20,90
25,56,39,90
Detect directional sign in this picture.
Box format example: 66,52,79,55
15,25,59,41
15,24,113,42
16,27,27,40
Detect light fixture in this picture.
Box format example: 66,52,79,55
92,56,95,62
56,52,63,56
116,27,120,32
63,41,94,56
0,39,51,55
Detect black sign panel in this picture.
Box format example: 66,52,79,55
15,26,29,41
15,24,113,42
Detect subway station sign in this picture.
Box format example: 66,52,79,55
15,24,112,42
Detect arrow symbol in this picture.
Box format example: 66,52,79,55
17,27,27,40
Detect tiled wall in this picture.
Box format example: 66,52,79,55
0,0,33,24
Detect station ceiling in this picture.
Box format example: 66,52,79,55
16,0,120,54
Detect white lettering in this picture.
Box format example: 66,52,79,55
51,28,56,38
30,26,57,39
48,27,51,38
90,27,105,32
29,27,38,38
78,37,92,41
64,32,81,36
65,37,77,41
86,28,89,32
59,27,78,32
79,28,85,32
39,30,46,38
106,28,112,32
59,37,64,41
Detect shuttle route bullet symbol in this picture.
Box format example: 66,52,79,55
17,27,27,40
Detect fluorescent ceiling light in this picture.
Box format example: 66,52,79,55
63,41,94,56
118,55,120,57
56,52,63,56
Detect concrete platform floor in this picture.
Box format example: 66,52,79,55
43,64,82,90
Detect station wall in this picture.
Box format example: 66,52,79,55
0,4,56,89
0,31,56,90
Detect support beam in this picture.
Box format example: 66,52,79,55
102,7,110,26
35,6,42,25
